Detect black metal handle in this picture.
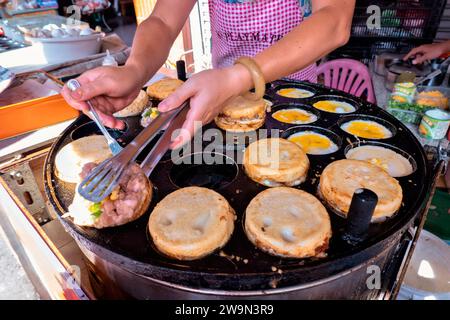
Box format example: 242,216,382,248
176,60,187,81
342,188,378,245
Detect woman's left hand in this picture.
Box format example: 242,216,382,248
158,65,251,149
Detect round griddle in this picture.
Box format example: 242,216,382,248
44,80,431,291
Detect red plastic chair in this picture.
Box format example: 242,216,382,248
316,59,377,104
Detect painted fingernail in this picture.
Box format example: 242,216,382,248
171,136,181,145
71,88,82,99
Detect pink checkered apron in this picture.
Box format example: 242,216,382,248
209,0,317,82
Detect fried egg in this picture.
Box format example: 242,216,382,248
340,120,393,139
277,88,314,98
272,108,318,124
346,145,414,177
288,131,339,155
313,100,356,114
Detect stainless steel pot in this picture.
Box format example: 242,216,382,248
374,53,404,76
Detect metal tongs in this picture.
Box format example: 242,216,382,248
77,101,189,203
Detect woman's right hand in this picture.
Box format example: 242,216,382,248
61,65,144,130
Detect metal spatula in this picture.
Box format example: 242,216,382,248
414,69,442,86
77,101,189,203
67,79,123,155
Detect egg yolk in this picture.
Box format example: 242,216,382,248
344,121,389,139
272,109,315,124
277,88,313,98
289,134,331,153
369,158,389,171
313,101,354,113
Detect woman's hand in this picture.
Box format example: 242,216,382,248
404,42,450,64
158,64,252,149
61,65,145,130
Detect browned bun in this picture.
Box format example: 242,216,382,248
148,187,236,260
113,90,149,117
319,159,403,222
215,115,266,132
214,96,267,132
243,138,310,187
245,187,331,258
55,135,112,183
146,78,184,100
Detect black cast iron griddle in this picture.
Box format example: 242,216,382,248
44,80,431,291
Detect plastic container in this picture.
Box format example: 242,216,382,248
392,81,417,103
102,50,118,67
0,94,79,139
387,108,423,125
387,94,430,124
415,86,450,110
0,72,79,139
418,108,450,139
24,32,104,64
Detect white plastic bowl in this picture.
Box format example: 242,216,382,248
24,32,105,64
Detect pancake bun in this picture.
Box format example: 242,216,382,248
243,138,310,187
113,90,149,117
146,78,184,100
245,187,331,258
319,159,403,222
55,135,113,183
148,187,236,260
215,96,267,132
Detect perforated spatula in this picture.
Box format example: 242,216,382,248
77,101,189,203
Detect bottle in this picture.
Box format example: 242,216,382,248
102,50,118,67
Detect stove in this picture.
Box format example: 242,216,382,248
0,123,93,300
0,119,444,300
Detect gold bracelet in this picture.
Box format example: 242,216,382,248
234,57,266,101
